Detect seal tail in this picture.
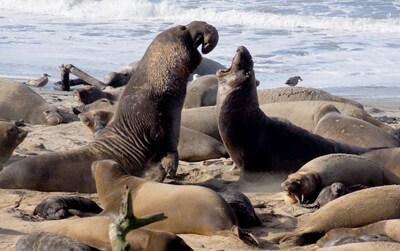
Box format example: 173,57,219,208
231,225,259,246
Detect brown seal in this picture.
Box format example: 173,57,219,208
93,159,237,234
184,74,218,109
274,185,400,247
73,85,124,104
0,121,28,164
0,78,64,125
91,159,259,245
259,101,395,134
362,148,400,176
281,153,400,204
313,104,400,148
317,219,400,248
42,215,193,251
0,21,219,192
316,242,400,251
215,46,369,177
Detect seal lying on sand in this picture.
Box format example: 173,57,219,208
362,148,400,176
313,104,400,148
33,196,103,220
0,21,219,192
184,74,218,109
43,216,193,251
92,159,258,245
274,185,400,247
317,219,400,247
0,121,28,164
257,86,363,108
281,153,400,204
300,182,348,209
16,232,97,251
0,78,64,125
215,46,369,177
73,86,124,104
316,241,400,251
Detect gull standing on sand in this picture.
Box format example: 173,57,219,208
25,73,50,89
285,76,303,86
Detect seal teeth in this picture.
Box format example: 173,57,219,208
295,194,301,204
301,194,305,203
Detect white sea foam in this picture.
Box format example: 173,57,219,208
1,0,400,33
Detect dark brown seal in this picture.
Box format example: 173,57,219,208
33,196,103,220
0,121,28,164
0,21,219,192
215,46,369,177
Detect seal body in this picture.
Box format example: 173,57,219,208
281,153,400,203
215,46,369,177
93,159,238,235
0,78,64,125
362,148,400,176
0,21,219,192
277,185,400,247
73,86,123,104
184,74,218,108
300,182,348,209
313,104,400,148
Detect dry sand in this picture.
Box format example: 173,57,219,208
1,88,399,250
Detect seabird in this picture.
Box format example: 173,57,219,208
25,73,51,89
285,76,303,86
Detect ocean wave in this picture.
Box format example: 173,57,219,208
1,0,400,33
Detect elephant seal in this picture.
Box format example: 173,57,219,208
102,62,138,87
184,74,218,109
316,241,400,251
215,46,369,177
0,121,28,164
93,159,237,234
181,106,221,141
92,159,258,245
317,219,400,247
259,101,395,134
300,182,348,209
73,86,124,104
281,153,400,204
43,216,193,251
362,148,400,176
257,86,363,109
275,185,400,247
16,231,97,251
188,57,225,80
313,104,400,148
33,196,103,220
72,98,116,115
0,78,64,125
0,21,219,192
78,109,228,161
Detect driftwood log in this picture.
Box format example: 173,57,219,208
56,64,107,91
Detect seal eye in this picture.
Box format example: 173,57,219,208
245,71,252,77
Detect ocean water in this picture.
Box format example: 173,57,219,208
1,0,400,97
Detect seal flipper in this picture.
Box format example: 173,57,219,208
231,225,259,247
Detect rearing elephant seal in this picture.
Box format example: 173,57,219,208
0,21,219,192
215,46,369,178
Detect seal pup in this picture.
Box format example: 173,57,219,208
92,159,258,245
33,196,103,220
0,21,219,192
16,231,97,251
300,182,348,209
274,185,400,247
285,76,302,86
281,153,400,204
313,104,400,148
25,73,50,89
215,46,369,178
0,121,28,164
317,219,400,247
0,78,64,125
42,216,193,251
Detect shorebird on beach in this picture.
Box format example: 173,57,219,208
285,76,303,87
25,73,50,89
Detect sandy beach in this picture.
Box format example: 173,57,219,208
0,86,399,251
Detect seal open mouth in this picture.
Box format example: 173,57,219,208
217,46,254,77
282,180,307,204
